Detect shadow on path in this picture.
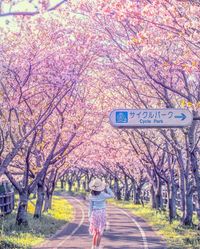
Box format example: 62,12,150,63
33,194,167,249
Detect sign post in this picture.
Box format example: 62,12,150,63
109,109,193,128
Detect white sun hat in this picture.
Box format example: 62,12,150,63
89,178,106,192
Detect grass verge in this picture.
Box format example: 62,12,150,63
0,195,74,249
109,199,200,249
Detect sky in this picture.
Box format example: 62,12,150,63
0,0,65,27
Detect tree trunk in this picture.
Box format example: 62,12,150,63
82,181,86,191
61,179,65,190
32,188,37,199
16,191,29,226
178,169,187,220
190,151,200,228
43,192,53,212
48,193,53,209
188,118,200,228
150,185,156,209
182,191,193,226
155,188,163,210
167,183,177,223
109,176,112,188
68,179,73,192
114,178,121,200
124,177,130,201
85,175,90,192
133,185,141,204
77,179,81,192
34,182,45,218
124,190,130,201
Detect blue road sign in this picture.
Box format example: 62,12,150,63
109,109,193,128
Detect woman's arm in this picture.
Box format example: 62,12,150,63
103,186,115,199
88,199,93,218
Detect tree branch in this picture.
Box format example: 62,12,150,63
0,0,68,17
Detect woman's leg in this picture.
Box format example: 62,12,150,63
92,230,98,247
97,232,102,246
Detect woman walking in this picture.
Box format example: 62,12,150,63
88,178,115,249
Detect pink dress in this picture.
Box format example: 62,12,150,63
89,209,106,235
88,187,114,235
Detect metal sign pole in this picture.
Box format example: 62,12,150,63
193,116,200,120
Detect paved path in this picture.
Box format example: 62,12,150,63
34,194,167,249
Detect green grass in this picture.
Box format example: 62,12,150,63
56,180,88,198
0,195,74,249
109,199,200,249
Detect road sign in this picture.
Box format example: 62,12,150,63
109,109,193,128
